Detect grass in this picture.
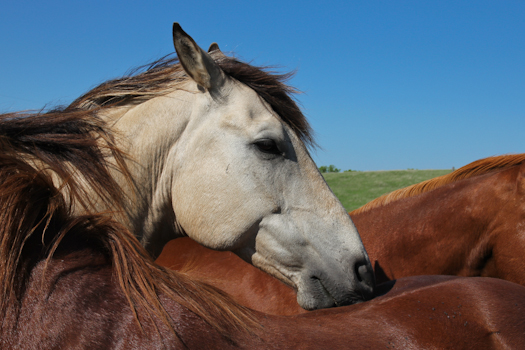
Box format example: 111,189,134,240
322,169,452,212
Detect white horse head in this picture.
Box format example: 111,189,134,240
95,23,374,310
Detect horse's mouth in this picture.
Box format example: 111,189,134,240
297,274,369,310
311,276,338,307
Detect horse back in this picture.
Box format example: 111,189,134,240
352,161,525,285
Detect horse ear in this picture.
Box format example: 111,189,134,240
208,42,227,60
208,42,228,63
172,23,225,91
208,43,220,52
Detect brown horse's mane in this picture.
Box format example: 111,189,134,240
351,153,525,215
70,52,315,147
0,108,256,339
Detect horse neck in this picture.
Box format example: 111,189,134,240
351,168,515,281
156,238,305,316
99,90,194,255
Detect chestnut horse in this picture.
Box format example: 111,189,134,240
4,23,375,310
2,110,525,349
351,154,525,284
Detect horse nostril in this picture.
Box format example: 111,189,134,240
355,261,376,296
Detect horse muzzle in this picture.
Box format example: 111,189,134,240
295,256,375,310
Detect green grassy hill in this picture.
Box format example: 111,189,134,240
322,169,452,212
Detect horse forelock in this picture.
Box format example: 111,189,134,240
352,154,525,215
69,52,315,148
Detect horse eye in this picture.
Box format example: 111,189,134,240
254,139,281,155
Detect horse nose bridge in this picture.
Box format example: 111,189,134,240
293,209,369,265
311,225,375,294
305,228,368,277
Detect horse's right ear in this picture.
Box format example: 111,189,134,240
172,23,225,91
208,43,220,52
208,42,227,60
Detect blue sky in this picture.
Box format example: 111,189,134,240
1,1,524,171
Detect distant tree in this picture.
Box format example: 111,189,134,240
319,165,340,173
327,165,340,173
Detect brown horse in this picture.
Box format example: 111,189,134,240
1,120,525,349
350,154,525,284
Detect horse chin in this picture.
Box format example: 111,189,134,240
295,273,372,311
296,280,336,311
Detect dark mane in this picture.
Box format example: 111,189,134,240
0,111,257,339
0,110,129,214
351,153,525,215
68,53,315,147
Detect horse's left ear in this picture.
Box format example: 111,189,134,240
172,23,225,91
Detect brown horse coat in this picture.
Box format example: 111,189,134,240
156,238,306,315
351,154,525,284
10,245,525,349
